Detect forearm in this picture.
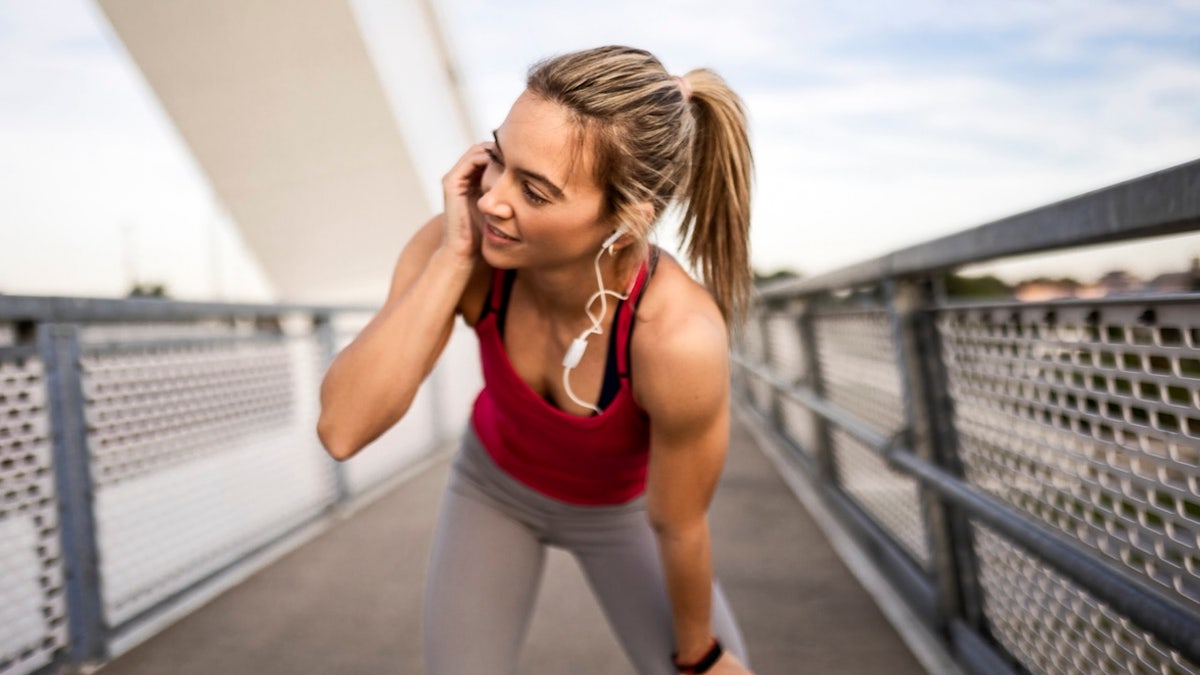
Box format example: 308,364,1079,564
318,247,474,459
655,519,716,664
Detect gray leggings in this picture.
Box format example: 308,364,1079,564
423,428,747,674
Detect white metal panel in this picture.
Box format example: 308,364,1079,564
84,335,336,624
0,356,67,675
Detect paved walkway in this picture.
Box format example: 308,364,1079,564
100,412,928,675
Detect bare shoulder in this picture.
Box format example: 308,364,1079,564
630,251,730,425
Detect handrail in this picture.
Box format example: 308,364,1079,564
0,294,375,322
0,296,452,672
887,449,1200,666
733,355,1200,665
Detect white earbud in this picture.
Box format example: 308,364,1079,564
601,228,626,254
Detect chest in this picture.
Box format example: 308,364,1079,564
500,301,620,417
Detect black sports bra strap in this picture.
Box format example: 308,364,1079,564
479,268,518,336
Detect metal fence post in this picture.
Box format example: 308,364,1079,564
796,298,837,484
735,307,761,403
888,278,985,632
758,309,785,432
312,312,350,506
38,322,107,667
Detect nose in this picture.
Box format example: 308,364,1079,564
477,181,514,221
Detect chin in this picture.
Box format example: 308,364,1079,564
480,245,518,270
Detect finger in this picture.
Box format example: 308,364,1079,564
444,152,491,197
447,143,491,177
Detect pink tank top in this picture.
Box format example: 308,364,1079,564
470,259,653,505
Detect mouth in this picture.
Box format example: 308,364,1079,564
485,221,520,242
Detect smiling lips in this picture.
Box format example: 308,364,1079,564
486,222,520,242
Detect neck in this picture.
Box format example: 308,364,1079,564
518,249,635,322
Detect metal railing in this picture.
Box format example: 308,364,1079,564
734,158,1200,675
0,296,479,675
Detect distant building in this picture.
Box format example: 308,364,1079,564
1095,270,1140,296
1012,257,1200,301
1148,257,1200,293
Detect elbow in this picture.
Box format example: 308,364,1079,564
316,412,360,462
316,393,415,462
649,519,681,542
647,511,707,543
315,351,422,461
647,509,670,537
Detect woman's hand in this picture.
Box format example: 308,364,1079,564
440,143,491,262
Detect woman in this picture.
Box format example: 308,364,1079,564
318,45,754,675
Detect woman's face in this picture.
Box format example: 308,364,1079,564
476,90,611,270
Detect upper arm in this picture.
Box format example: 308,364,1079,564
637,310,731,533
338,215,488,388
379,213,489,353
384,214,487,317
383,215,445,305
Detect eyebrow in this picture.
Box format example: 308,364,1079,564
492,130,565,200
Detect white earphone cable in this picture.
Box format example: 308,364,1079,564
562,240,628,414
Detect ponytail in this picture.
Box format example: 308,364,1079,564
677,69,753,328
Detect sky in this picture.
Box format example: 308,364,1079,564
2,0,1200,299
0,1,273,299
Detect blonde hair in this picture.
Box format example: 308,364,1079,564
526,45,753,327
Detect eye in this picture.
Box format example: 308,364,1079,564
523,184,549,206
484,147,503,166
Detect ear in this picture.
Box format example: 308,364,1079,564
602,229,625,251
606,201,655,252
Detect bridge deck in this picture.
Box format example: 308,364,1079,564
100,412,928,674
